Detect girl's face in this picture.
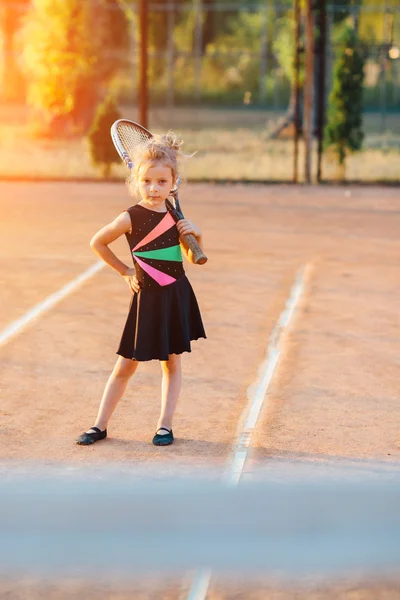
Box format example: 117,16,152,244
137,161,175,210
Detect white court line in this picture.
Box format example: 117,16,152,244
187,264,310,600
0,262,104,347
187,570,212,600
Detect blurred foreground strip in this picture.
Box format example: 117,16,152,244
1,478,399,576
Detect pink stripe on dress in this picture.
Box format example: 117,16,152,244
134,256,176,287
133,211,175,252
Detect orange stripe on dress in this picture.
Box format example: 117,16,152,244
133,212,175,252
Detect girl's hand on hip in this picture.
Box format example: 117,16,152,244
122,268,141,294
177,219,201,238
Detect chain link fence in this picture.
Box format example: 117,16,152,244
0,1,399,181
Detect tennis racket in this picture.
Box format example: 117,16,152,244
110,119,207,265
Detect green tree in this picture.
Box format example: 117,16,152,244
333,0,360,25
199,12,263,99
87,96,122,178
20,0,129,136
325,20,365,180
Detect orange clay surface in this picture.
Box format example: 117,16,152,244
1,182,400,598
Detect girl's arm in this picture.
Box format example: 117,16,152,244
90,212,132,275
177,218,204,264
90,212,140,295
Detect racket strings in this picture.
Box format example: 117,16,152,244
116,123,151,161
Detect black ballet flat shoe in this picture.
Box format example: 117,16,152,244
152,427,174,446
76,427,107,445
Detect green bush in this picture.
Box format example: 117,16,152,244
325,20,365,179
87,97,122,178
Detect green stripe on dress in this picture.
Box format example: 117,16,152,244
133,245,183,262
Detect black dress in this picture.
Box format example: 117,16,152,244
117,204,206,361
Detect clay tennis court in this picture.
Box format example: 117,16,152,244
1,181,400,598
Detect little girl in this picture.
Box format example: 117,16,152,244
76,132,206,447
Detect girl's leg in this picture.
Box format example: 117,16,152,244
92,356,138,431
157,354,182,432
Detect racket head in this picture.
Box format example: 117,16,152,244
110,119,153,169
110,118,180,193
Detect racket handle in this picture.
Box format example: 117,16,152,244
183,233,208,265
166,199,207,265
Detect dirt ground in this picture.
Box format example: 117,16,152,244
1,182,400,599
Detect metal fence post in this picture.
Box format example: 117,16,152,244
259,3,269,105
193,0,203,102
293,0,301,183
316,0,327,183
167,3,175,112
139,0,148,128
304,0,315,183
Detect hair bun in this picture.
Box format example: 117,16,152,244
162,131,183,152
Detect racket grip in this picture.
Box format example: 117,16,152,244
166,200,207,265
183,233,208,265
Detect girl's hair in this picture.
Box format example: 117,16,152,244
126,131,186,197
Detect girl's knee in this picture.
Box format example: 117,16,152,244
113,357,137,379
161,354,181,373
